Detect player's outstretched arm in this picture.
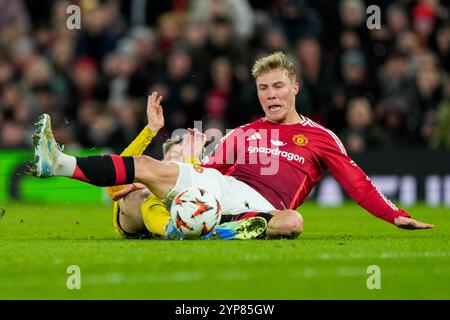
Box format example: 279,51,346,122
146,91,164,133
326,153,434,229
320,134,433,229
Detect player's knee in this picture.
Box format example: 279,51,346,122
133,155,161,181
267,209,303,239
134,155,177,180
282,210,303,237
133,155,154,170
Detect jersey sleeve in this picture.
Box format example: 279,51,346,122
319,131,410,224
201,127,241,175
120,126,157,157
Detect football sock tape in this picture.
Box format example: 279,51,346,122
73,155,135,186
220,211,273,224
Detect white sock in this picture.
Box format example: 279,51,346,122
55,152,76,176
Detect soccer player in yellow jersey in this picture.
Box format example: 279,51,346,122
109,134,183,238
106,92,267,239
106,92,204,238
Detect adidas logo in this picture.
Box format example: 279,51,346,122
246,133,262,141
270,139,287,147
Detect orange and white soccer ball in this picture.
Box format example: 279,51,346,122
170,187,222,238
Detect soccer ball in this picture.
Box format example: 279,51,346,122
169,187,222,238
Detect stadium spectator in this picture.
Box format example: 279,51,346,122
339,29,363,52
341,96,386,153
189,0,255,41
411,2,438,47
386,3,410,35
396,30,421,56
75,0,122,65
420,78,450,150
68,56,102,122
295,36,332,124
128,26,162,74
338,0,367,40
1,83,28,124
276,0,323,45
151,47,204,132
376,97,417,148
182,18,210,75
155,11,185,55
204,56,234,122
434,23,450,71
0,121,27,149
205,15,251,73
0,0,31,45
428,79,450,150
378,51,412,99
340,49,373,99
410,56,444,128
261,25,291,56
50,38,76,103
325,85,348,135
101,37,149,105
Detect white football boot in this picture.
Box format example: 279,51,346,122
31,114,63,178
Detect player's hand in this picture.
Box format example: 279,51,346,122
112,183,147,201
146,91,164,132
394,216,434,229
182,128,207,159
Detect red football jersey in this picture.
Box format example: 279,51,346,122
202,115,410,224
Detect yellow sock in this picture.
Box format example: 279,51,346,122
141,195,171,237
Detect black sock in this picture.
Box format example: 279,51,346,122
72,155,135,186
220,211,273,224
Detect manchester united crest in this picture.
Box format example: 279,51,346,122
193,164,204,173
292,134,308,147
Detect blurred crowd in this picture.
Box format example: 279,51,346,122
0,0,449,158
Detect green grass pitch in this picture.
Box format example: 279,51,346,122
0,202,448,299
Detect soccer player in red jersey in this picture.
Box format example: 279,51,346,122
32,52,433,238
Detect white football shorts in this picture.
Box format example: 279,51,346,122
172,163,276,215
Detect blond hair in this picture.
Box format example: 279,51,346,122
251,51,296,83
162,135,183,155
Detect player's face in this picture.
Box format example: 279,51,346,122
118,189,151,233
164,144,183,162
119,189,151,219
256,68,299,124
